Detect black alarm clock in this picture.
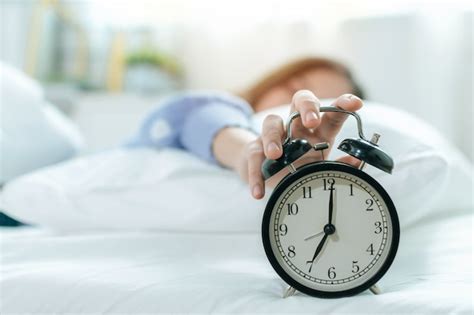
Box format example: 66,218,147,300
261,106,400,298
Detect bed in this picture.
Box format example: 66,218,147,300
1,99,473,313
1,202,472,314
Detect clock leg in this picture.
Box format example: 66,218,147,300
283,286,297,298
369,284,382,295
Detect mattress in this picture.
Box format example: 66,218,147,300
1,209,472,314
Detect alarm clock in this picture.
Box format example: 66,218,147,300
261,106,400,298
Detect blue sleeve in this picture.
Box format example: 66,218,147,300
125,91,254,164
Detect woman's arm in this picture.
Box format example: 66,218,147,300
212,127,258,171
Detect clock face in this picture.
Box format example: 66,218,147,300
262,162,399,298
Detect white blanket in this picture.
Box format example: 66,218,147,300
1,207,472,314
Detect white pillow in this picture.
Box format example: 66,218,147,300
0,63,84,183
1,101,471,231
1,148,265,231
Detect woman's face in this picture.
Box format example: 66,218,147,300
253,68,354,112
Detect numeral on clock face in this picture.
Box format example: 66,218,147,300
302,186,312,198
323,178,335,191
366,199,374,211
287,245,296,258
352,261,360,273
287,203,299,215
366,243,375,255
374,221,382,234
327,267,336,279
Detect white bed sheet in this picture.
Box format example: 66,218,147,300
1,209,472,314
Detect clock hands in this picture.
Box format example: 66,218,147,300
304,230,324,241
328,182,334,225
306,182,337,272
306,233,329,272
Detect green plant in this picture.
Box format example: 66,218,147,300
125,49,182,76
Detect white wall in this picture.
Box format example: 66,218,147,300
339,12,472,160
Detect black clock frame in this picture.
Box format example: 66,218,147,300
261,161,400,298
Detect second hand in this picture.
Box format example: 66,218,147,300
304,230,324,241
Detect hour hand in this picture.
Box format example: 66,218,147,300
308,233,329,264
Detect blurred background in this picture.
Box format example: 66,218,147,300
1,0,472,161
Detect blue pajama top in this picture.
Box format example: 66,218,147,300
126,91,254,164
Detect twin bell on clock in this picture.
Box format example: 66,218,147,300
261,106,400,299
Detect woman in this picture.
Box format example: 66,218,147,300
128,57,364,199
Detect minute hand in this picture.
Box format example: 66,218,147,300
328,183,334,225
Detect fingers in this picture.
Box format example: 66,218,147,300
337,155,362,168
247,139,266,199
291,90,321,129
317,94,363,142
247,92,362,200
261,115,285,160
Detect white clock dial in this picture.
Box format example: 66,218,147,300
268,170,395,293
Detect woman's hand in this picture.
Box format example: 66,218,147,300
244,90,363,199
